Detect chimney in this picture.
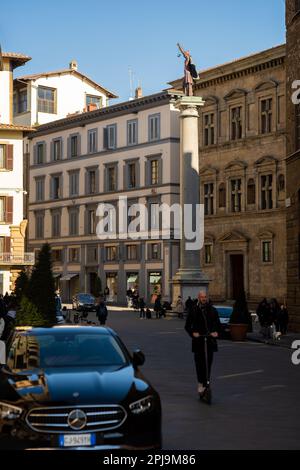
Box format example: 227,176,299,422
135,86,143,99
69,59,78,71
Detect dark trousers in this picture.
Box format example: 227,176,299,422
140,308,145,318
194,345,214,387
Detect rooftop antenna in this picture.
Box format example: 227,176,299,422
128,66,134,101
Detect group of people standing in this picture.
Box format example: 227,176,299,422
256,298,289,337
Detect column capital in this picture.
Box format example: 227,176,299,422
174,96,205,114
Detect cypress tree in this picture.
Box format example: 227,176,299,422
27,243,56,326
14,270,29,305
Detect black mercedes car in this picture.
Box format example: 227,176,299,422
0,326,162,450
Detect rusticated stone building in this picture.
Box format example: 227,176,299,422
286,0,300,331
170,44,287,307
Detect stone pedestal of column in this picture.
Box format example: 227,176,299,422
172,96,210,303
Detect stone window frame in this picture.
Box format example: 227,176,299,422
145,154,163,187
35,175,45,202
68,169,80,198
87,128,98,154
200,96,218,147
255,156,278,211
246,178,256,207
85,165,99,195
67,132,81,158
145,241,162,261
85,203,97,235
105,244,119,262
51,137,63,161
126,243,139,261
104,162,118,192
148,113,161,142
50,172,63,200
34,141,46,165
127,119,138,146
224,160,247,214
203,182,215,216
254,80,279,135
51,207,62,238
35,210,45,239
123,158,140,190
106,123,117,150
224,89,247,142
68,206,80,236
258,230,275,265
218,182,226,209
68,246,81,263
204,242,214,266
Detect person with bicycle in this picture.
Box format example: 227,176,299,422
185,290,221,402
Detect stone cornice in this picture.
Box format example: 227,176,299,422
169,44,286,92
28,91,181,139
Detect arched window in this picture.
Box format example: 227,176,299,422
218,183,226,208
247,179,256,205
278,174,285,192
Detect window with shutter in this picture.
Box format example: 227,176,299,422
4,237,11,253
5,197,13,224
0,145,6,169
6,145,13,170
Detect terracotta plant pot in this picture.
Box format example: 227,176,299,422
229,323,248,341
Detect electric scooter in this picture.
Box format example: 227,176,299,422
199,334,212,405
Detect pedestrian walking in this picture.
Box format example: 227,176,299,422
185,296,193,315
103,286,110,302
185,290,221,402
139,297,146,319
278,303,289,335
175,296,184,319
96,298,108,325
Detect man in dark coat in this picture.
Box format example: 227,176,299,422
185,291,221,398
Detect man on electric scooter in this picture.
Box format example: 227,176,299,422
185,291,221,404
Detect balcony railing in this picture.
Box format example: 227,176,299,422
0,253,35,265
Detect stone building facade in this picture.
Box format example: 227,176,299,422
171,45,287,306
27,91,181,304
286,0,300,330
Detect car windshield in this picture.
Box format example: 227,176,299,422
78,294,95,302
7,332,128,369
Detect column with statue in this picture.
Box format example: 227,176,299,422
172,44,210,304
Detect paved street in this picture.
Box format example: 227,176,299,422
101,309,300,450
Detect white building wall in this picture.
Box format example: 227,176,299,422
14,74,109,126
0,137,24,229
0,72,11,124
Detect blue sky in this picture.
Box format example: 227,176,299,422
1,0,285,102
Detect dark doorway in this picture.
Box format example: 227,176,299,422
230,254,244,300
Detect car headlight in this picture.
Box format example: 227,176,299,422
129,396,154,415
0,402,23,420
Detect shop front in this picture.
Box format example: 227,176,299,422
60,273,79,302
126,272,139,296
148,271,162,304
105,272,118,302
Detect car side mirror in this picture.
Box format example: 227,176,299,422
132,349,145,367
0,341,6,365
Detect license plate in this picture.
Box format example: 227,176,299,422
59,433,96,447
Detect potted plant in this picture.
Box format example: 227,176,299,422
229,290,252,341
